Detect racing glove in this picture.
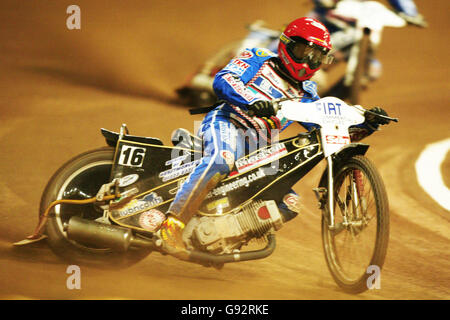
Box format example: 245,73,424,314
366,107,390,126
248,100,276,118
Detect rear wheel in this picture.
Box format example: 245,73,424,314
41,147,151,268
321,155,389,293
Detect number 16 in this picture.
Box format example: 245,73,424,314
119,146,146,167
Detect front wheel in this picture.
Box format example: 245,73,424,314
40,147,151,268
321,155,389,293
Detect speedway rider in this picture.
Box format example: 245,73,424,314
159,17,389,259
310,0,426,83
186,0,426,98
312,0,426,28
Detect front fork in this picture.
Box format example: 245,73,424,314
313,156,337,230
313,157,364,231
326,156,336,230
352,169,366,220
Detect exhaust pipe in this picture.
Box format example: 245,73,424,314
66,216,276,266
188,233,276,265
66,216,155,252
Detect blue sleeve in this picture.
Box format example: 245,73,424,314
213,48,275,108
388,0,419,17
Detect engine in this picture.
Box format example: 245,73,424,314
183,200,283,254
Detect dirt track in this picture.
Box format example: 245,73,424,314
0,0,449,300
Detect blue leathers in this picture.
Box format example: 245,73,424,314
168,48,373,222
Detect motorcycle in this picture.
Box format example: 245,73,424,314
16,96,398,294
176,0,422,107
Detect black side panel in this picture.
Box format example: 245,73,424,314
107,138,200,232
106,131,324,232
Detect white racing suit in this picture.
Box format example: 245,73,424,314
310,0,423,80
168,48,377,223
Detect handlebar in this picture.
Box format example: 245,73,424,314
249,97,399,124
363,108,399,123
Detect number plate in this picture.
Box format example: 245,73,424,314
118,146,146,167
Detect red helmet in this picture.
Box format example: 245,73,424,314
278,17,332,81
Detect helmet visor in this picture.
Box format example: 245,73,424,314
288,37,333,69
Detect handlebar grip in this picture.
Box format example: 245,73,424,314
364,109,399,124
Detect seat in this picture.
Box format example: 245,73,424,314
101,128,163,147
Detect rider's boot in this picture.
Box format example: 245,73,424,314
158,215,189,260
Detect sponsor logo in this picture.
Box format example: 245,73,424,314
159,159,200,182
222,74,255,102
315,101,357,125
325,135,350,145
283,193,300,212
118,174,139,187
139,209,165,232
220,150,234,169
224,59,250,76
165,154,189,167
279,50,290,65
115,192,163,217
236,50,253,59
280,33,291,44
316,101,342,115
233,59,249,69
206,168,266,198
255,49,270,57
252,77,284,99
264,69,282,86
235,143,287,173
